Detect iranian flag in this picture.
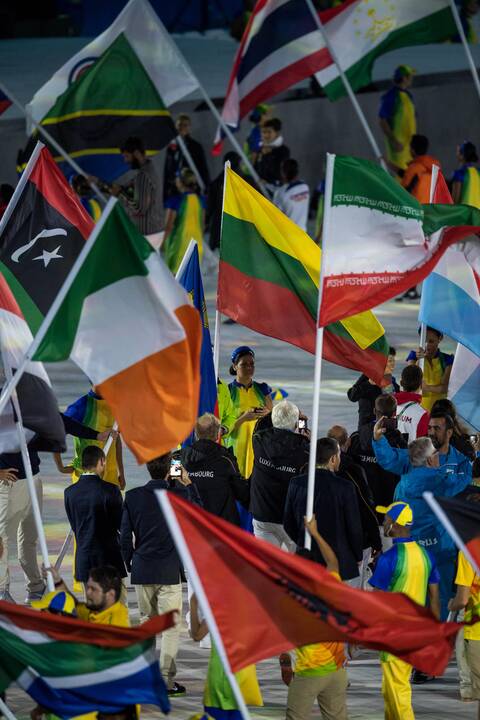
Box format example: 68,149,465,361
319,155,480,328
316,0,455,100
30,200,202,463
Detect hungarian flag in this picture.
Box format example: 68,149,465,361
158,492,460,676
218,166,390,384
32,201,201,463
0,600,174,716
0,142,93,335
26,0,198,181
315,0,455,100
424,493,480,574
319,155,480,327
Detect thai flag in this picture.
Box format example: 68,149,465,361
213,0,350,152
449,344,480,431
177,241,217,444
419,170,480,356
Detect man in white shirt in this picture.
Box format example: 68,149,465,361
273,159,310,232
394,365,430,443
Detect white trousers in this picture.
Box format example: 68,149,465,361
253,520,297,552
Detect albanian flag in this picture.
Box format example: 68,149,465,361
159,491,460,677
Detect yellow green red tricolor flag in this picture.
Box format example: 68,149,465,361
218,168,389,384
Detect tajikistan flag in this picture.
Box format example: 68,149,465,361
32,200,202,463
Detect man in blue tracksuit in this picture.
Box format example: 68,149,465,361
372,411,473,622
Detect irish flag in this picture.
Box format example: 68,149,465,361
0,600,173,716
32,200,202,463
218,167,390,384
315,0,455,100
319,155,480,327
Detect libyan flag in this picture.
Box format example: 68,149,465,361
159,492,460,677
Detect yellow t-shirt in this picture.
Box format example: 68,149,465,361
294,572,345,677
455,552,480,641
76,600,130,627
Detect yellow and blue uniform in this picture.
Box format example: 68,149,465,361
452,164,480,209
369,537,440,720
455,552,480,699
379,86,416,170
406,349,454,412
225,380,272,479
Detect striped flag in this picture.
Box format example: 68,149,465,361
0,601,174,716
32,200,202,463
0,89,11,116
214,0,341,149
219,167,390,384
449,344,480,431
419,171,480,356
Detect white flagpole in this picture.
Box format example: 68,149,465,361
156,490,252,720
0,198,117,419
418,164,440,370
213,160,231,380
303,0,387,171
0,350,55,593
449,0,480,104
0,141,44,237
0,81,107,204
304,152,334,550
424,491,480,576
0,696,19,720
175,239,198,281
175,136,206,194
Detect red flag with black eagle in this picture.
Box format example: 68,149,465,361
163,492,460,677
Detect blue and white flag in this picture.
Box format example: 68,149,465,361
449,343,480,431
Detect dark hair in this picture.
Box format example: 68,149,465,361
146,452,172,480
81,445,105,470
223,151,241,171
263,118,282,132
429,411,455,431
316,437,339,465
431,398,457,420
401,364,423,392
473,458,480,479
388,347,396,356
0,183,14,205
89,566,122,602
417,325,443,339
179,167,198,191
97,709,137,720
229,349,254,376
120,136,145,154
410,134,429,155
375,394,397,418
281,158,299,182
460,141,478,163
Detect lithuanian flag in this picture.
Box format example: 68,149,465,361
218,168,389,384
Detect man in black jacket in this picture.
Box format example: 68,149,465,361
64,446,125,586
163,114,210,201
348,394,408,547
181,413,248,526
120,452,201,696
250,400,308,551
346,348,398,430
327,425,381,587
284,437,363,582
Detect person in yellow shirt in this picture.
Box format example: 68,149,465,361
379,65,416,173
449,552,480,713
406,326,454,412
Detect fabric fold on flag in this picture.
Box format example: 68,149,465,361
31,201,202,463
0,601,175,717
218,166,389,384
426,495,480,573
319,155,480,327
26,0,198,180
159,492,460,677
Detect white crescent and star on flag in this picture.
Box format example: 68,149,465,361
11,228,66,268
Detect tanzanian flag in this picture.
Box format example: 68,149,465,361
218,167,389,384
0,601,173,718
33,32,175,181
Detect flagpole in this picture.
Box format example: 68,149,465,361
0,199,117,419
55,420,119,573
304,152,334,550
424,491,480,575
418,164,440,370
156,490,253,720
449,0,480,104
0,350,55,593
0,141,44,237
0,81,107,205
175,239,198,280
213,160,231,380
303,0,387,171
176,136,206,194
0,696,19,720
